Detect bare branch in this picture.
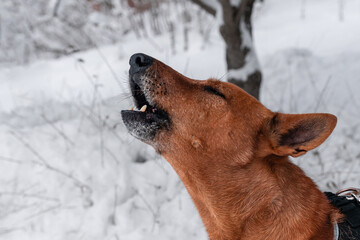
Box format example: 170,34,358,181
0,192,59,203
189,0,216,16
53,0,62,17
9,131,88,188
40,113,75,147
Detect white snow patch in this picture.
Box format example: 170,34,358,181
230,0,242,7
240,19,253,49
226,50,259,80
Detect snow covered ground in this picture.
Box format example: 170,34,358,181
1,0,360,239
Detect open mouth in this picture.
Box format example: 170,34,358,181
121,74,170,141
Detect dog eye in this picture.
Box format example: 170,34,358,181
204,86,226,99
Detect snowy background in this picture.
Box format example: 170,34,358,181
1,0,360,239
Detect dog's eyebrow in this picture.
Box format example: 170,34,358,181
204,86,226,99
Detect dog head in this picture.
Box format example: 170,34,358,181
121,53,337,165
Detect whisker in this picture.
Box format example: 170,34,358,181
219,72,229,81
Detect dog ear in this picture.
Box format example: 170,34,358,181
265,113,337,157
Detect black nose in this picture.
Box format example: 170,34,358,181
129,53,153,75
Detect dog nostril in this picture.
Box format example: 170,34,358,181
129,53,153,76
130,53,153,70
135,56,147,67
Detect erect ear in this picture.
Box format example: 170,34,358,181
264,113,337,157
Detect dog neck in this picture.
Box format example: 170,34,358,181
163,151,336,240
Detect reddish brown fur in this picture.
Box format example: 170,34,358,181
141,59,342,240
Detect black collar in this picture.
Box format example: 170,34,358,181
325,192,360,240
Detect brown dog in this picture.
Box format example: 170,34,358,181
121,53,342,240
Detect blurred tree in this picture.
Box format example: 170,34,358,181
190,0,262,99
127,0,152,13
0,0,131,65
0,0,213,67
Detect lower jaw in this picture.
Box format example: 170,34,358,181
121,109,170,141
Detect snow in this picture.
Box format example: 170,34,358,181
1,0,360,239
215,1,224,26
254,0,360,57
230,0,242,7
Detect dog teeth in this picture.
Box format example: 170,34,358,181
140,105,147,112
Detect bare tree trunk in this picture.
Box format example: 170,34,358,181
190,0,262,99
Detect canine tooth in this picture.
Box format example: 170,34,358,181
140,105,147,112
130,107,134,111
